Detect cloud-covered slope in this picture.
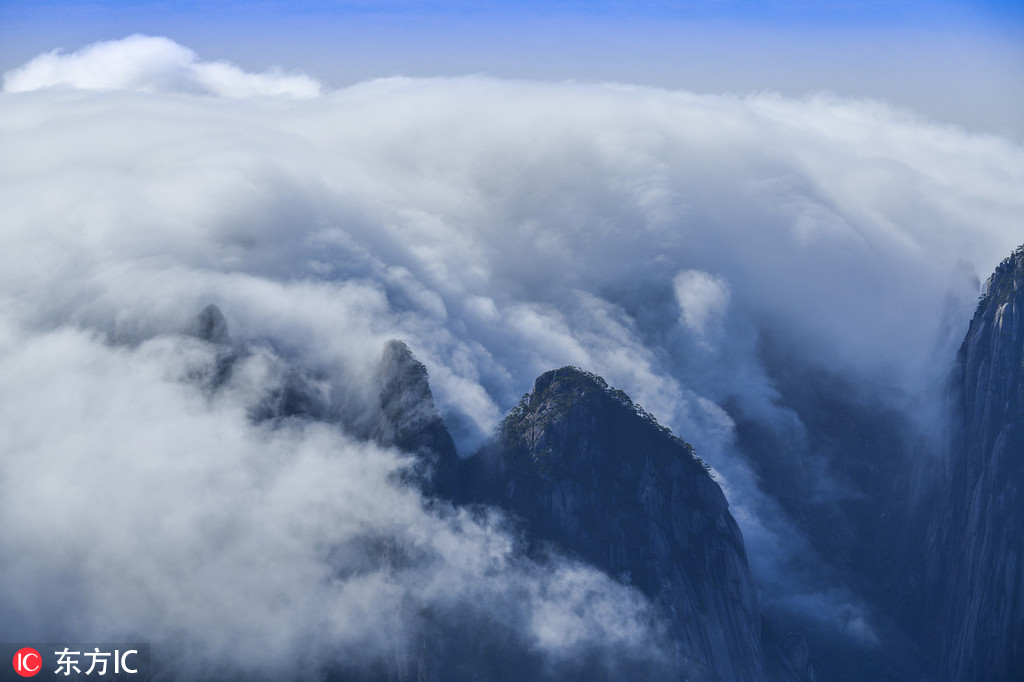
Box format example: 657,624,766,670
2,35,1024,678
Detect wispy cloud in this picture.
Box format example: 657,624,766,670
3,34,322,98
1,35,1023,675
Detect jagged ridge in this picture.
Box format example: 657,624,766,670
465,366,812,682
927,244,1024,681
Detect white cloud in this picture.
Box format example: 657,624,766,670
2,35,1024,674
0,322,662,678
2,35,322,98
673,269,730,341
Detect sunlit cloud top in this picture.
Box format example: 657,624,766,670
1,1,1021,136
3,34,322,98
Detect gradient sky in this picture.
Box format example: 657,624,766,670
2,0,1023,137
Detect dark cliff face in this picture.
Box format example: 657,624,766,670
171,246,1024,682
465,367,789,682
181,309,458,488
374,339,459,496
928,246,1024,681
180,307,814,680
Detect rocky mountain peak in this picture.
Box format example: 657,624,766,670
530,365,596,398
957,244,1024,465
184,303,230,344
529,365,641,409
980,244,1024,301
378,340,434,416
505,366,707,470
375,339,459,495
377,340,442,443
925,243,1024,681
466,367,805,681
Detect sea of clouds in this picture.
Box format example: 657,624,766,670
2,35,1023,677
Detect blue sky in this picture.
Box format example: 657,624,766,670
1,1,1022,136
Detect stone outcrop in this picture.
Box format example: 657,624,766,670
374,340,459,496
178,307,813,680
927,246,1024,681
464,366,807,681
184,303,231,345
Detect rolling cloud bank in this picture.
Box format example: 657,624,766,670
2,36,1023,679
